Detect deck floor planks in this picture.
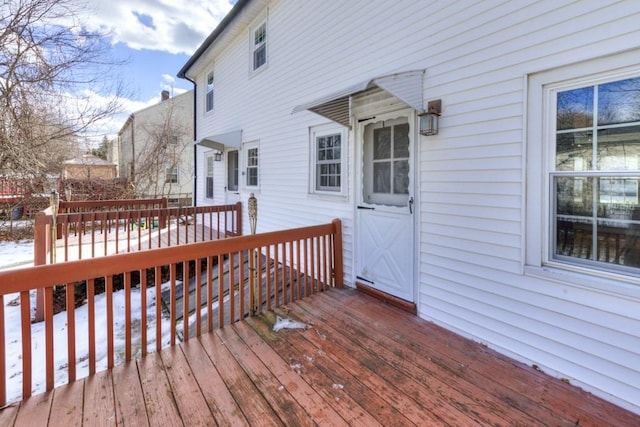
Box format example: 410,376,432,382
216,325,318,427
270,308,443,425
198,330,285,427
158,345,215,426
13,390,53,426
320,289,635,426
111,360,148,426
292,294,539,426
245,313,387,427
3,287,640,426
179,339,251,426
320,290,568,420
48,380,84,427
298,292,549,426
82,370,117,427
136,352,183,426
285,298,474,426
230,320,349,426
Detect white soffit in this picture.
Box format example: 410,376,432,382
292,70,425,127
195,130,242,151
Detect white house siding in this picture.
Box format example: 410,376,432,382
184,0,640,413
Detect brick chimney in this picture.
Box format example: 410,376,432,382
161,90,170,101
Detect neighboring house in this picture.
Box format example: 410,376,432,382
61,154,117,180
178,0,640,414
117,90,194,206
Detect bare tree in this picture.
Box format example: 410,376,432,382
0,0,123,178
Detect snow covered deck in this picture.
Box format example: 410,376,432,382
2,288,638,426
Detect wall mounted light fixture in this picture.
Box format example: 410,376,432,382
214,151,223,161
419,99,442,136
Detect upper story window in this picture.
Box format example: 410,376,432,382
205,70,214,112
309,124,347,196
252,21,267,71
551,75,640,274
165,166,178,184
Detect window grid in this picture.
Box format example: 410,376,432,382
316,134,341,191
253,22,266,71
246,147,258,187
206,71,214,112
552,75,640,272
206,156,214,199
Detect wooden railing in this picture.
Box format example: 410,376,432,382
58,197,167,214
0,219,343,407
34,202,242,265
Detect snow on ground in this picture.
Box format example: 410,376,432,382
0,239,34,270
1,240,175,404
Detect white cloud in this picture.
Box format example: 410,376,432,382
82,0,234,54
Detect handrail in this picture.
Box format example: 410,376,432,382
58,197,167,213
0,219,343,406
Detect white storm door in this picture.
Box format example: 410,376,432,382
356,113,415,302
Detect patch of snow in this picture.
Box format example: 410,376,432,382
273,315,308,332
0,240,34,270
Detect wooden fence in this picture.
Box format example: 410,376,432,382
0,219,343,407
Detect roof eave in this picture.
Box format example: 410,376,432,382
177,0,253,79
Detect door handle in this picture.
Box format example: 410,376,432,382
408,197,414,214
357,206,375,210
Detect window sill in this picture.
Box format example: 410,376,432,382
308,192,348,203
524,264,640,299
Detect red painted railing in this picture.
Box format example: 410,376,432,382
0,219,343,407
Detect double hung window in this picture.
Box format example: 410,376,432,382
205,71,214,112
551,76,640,272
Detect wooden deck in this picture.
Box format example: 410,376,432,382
1,288,638,426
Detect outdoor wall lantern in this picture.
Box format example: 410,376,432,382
419,99,442,136
214,151,223,161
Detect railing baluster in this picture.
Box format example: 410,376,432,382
155,266,162,353
195,259,202,337
218,255,224,328
289,240,295,303
125,271,132,361
106,275,114,369
239,251,245,320
66,282,76,382
20,290,32,400
88,278,96,375
229,253,235,324
183,261,190,340
45,286,54,391
265,245,272,311
274,244,280,308
0,295,5,406
170,263,177,346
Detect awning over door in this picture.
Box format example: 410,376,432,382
292,70,425,127
195,130,242,151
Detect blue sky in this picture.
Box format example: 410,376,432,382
77,0,235,139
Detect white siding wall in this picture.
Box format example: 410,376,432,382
188,0,640,413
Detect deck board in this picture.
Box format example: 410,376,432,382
3,288,640,426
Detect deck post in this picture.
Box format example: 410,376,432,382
235,201,242,236
331,218,344,288
33,211,49,322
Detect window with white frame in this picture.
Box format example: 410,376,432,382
310,124,347,195
205,70,214,112
165,166,178,184
205,155,214,199
244,143,259,188
252,21,267,71
550,75,640,273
